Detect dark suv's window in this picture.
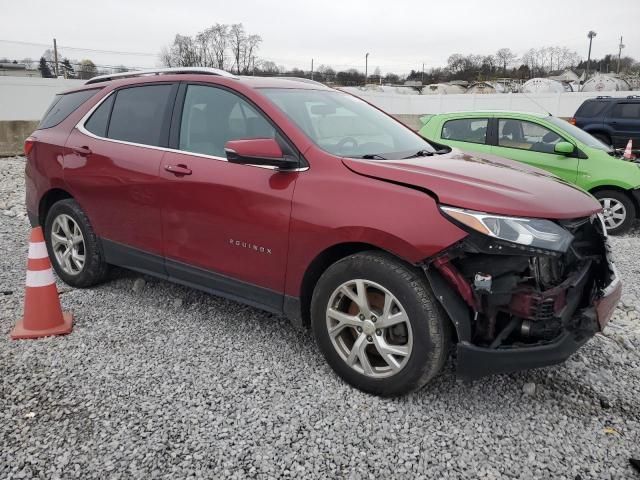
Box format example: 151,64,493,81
39,89,100,129
442,118,488,144
611,102,640,119
575,101,608,118
179,85,275,157
107,85,174,146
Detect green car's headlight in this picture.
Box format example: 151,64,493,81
441,206,574,253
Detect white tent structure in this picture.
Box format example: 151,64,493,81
581,74,631,92
466,82,505,94
521,78,566,93
423,83,466,95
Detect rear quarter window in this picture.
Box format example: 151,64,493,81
39,89,100,129
575,101,608,118
441,118,488,144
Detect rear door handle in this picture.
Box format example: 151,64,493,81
72,146,92,156
164,164,192,176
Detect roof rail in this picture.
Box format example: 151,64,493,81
277,76,327,87
627,95,640,99
595,95,612,99
85,67,237,85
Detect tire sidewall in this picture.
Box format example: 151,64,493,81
44,200,104,287
311,253,446,396
594,190,635,235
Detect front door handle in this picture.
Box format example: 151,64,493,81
164,164,192,176
72,146,92,156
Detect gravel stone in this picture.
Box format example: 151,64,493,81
132,277,146,293
522,382,536,396
1,156,640,479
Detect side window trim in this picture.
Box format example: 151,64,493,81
169,81,306,167
77,82,178,149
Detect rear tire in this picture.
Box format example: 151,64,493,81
44,199,109,287
593,190,636,235
311,251,451,396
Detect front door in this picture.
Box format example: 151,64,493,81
491,118,579,184
159,84,298,311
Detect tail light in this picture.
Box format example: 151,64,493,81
569,118,576,126
24,137,35,157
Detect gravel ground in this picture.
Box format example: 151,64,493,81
1,156,639,479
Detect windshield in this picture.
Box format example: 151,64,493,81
260,88,435,159
547,116,613,152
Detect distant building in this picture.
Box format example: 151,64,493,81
0,62,39,77
547,68,585,84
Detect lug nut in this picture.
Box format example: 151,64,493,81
376,329,382,336
357,327,363,332
371,315,377,322
366,335,373,342
359,314,365,320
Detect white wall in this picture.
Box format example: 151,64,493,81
340,88,637,118
0,76,636,121
0,77,85,121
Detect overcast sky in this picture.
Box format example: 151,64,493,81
1,0,638,74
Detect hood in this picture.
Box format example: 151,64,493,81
342,149,601,219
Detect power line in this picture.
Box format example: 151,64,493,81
0,39,157,57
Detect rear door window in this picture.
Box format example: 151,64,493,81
84,95,115,137
39,89,100,129
107,85,174,147
610,103,640,119
576,101,608,118
441,118,488,144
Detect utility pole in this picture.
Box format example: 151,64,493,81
617,36,625,74
585,30,597,81
311,58,314,81
53,38,59,77
365,52,369,86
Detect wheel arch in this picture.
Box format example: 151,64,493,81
589,185,639,215
39,188,74,226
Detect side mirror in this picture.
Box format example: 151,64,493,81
554,142,575,155
224,138,298,170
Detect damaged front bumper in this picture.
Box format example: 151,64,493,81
424,214,622,380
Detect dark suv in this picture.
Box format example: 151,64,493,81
571,95,640,148
25,68,621,396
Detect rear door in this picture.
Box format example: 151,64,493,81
158,83,299,311
605,101,640,148
65,83,177,271
491,118,579,184
438,117,492,154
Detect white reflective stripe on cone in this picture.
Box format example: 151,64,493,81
28,241,48,259
26,268,56,288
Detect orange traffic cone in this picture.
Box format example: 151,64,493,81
623,139,634,160
10,227,73,339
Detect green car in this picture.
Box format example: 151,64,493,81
420,111,640,234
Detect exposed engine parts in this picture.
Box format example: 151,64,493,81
426,214,613,349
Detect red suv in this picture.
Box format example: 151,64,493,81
25,68,621,396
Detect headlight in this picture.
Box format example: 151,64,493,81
441,206,574,253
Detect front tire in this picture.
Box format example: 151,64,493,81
44,199,109,287
594,190,636,235
311,251,451,396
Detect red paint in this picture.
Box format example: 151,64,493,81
225,138,283,160
24,73,604,301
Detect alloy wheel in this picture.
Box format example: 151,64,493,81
51,214,86,275
599,197,626,230
326,279,413,378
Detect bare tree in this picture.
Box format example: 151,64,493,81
495,48,517,75
229,24,245,74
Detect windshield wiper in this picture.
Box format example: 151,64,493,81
359,154,387,160
403,149,434,159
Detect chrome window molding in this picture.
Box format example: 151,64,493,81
74,90,309,172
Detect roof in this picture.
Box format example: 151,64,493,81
432,110,549,118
